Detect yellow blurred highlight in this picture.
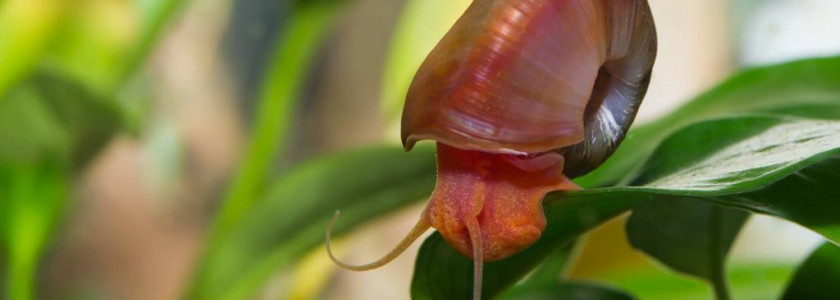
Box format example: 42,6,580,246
0,0,69,98
49,0,139,91
567,213,653,278
285,240,348,300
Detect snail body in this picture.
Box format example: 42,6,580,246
328,0,656,298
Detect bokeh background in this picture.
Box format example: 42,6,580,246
1,0,839,299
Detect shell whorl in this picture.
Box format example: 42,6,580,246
401,0,657,177
560,0,657,177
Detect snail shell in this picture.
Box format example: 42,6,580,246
402,0,657,177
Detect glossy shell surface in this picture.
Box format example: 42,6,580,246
401,0,657,176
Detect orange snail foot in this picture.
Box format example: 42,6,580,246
425,143,579,299
325,143,578,300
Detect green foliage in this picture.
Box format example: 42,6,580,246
0,0,187,298
2,0,839,298
207,0,346,241
189,145,436,299
578,56,840,188
782,243,840,299
414,115,840,298
626,201,748,299
0,161,68,300
0,86,71,300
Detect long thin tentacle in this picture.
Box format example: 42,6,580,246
325,210,430,271
466,217,484,300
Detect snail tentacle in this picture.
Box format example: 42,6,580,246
325,210,430,271
466,217,484,300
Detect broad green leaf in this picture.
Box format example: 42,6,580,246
781,243,840,300
623,63,840,300
412,115,840,298
380,0,471,123
626,200,748,300
603,262,796,300
188,145,436,299
578,56,840,187
500,282,636,300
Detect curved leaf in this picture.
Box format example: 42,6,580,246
578,56,840,187
188,145,436,299
412,115,840,298
626,200,748,300
208,0,345,240
0,161,68,300
781,243,840,300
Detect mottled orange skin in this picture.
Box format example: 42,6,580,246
425,143,578,261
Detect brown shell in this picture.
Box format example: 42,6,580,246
401,0,657,177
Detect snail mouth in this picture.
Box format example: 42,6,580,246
425,143,577,261
425,142,578,299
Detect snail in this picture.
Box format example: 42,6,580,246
326,0,657,298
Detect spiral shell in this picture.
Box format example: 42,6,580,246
401,0,657,177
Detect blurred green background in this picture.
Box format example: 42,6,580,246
0,0,838,299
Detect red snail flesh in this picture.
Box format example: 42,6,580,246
327,0,657,298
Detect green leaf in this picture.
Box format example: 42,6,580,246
0,70,121,299
208,0,345,242
188,145,436,299
621,58,840,300
626,200,748,300
500,282,636,300
0,89,69,299
603,262,796,300
26,72,123,168
412,115,840,298
577,56,840,187
781,243,840,300
0,161,68,300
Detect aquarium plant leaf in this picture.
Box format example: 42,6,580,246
626,200,748,300
413,115,840,298
189,145,436,299
781,243,840,300
578,55,840,187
